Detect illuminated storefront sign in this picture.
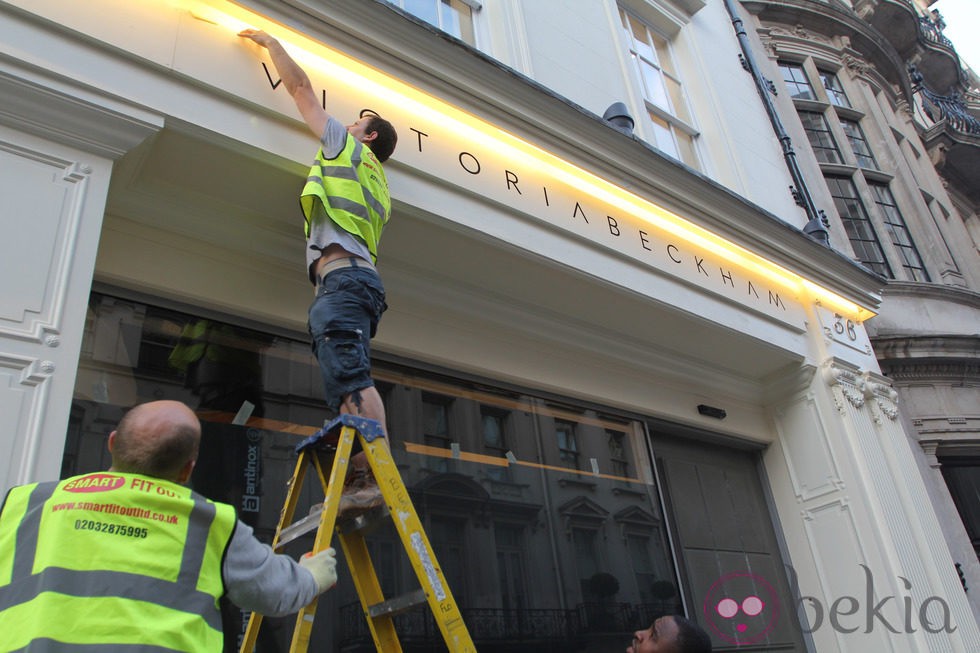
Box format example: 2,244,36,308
186,1,871,325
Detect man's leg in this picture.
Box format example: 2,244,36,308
338,385,388,514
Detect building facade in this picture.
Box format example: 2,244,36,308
0,0,976,651
741,0,980,630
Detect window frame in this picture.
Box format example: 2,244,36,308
825,175,893,278
840,118,878,170
555,419,581,470
819,69,851,108
389,0,478,45
798,110,843,164
618,6,700,168
869,182,930,282
779,61,816,101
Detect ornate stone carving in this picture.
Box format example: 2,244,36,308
822,360,866,412
863,372,900,423
842,54,870,77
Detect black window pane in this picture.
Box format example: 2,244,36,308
826,176,892,277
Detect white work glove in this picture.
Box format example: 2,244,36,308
299,548,338,593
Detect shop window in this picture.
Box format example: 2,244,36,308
389,0,476,44
820,70,851,107
619,7,699,168
825,175,892,277
870,183,930,281
799,110,842,164
68,291,680,650
840,118,877,169
779,61,815,100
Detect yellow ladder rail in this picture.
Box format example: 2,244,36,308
240,414,476,653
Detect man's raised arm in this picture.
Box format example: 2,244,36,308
239,29,328,138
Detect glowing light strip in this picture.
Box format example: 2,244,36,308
192,1,874,321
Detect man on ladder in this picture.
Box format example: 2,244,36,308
239,28,398,516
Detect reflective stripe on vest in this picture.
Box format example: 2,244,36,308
300,135,390,263
0,476,235,652
8,641,181,653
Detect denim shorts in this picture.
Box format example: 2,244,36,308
308,267,387,411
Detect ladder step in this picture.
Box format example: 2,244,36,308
367,588,428,618
276,503,324,548
278,501,392,549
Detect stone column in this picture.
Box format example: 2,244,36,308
764,359,979,651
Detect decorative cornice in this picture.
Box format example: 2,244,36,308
878,360,980,383
0,59,162,160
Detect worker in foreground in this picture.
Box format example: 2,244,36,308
238,28,397,516
0,400,338,651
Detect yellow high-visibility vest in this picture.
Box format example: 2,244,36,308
0,472,236,652
300,133,391,264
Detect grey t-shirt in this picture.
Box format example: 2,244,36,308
306,117,372,281
223,519,319,616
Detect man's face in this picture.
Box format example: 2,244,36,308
627,616,681,653
347,117,377,144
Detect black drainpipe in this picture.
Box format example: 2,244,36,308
723,0,830,246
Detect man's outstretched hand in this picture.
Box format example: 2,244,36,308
299,548,338,594
238,28,277,49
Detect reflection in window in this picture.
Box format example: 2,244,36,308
573,527,601,597
495,524,527,611
825,176,892,277
870,183,929,281
620,7,698,168
390,0,475,44
820,70,851,107
423,392,453,472
779,62,814,100
430,516,468,607
482,406,509,481
608,430,629,478
628,534,658,603
556,419,580,469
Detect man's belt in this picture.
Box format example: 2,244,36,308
317,257,374,285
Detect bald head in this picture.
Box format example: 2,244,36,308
109,401,201,482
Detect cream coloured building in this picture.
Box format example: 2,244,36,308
1,0,977,651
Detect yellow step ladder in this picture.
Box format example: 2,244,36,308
239,414,476,653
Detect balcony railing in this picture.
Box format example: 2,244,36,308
910,66,980,137
917,16,955,51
